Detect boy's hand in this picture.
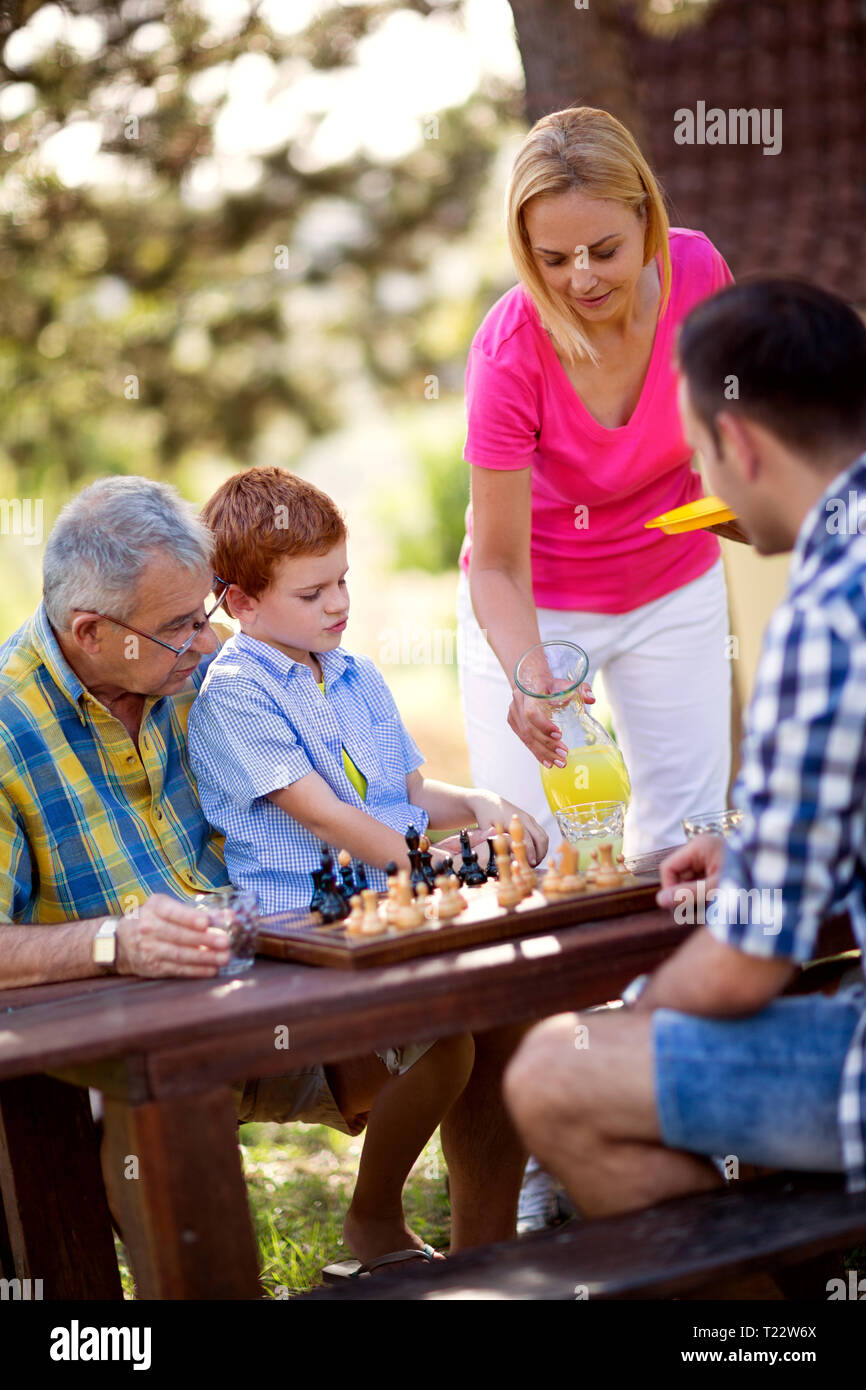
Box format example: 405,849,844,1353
431,828,490,863
466,792,548,865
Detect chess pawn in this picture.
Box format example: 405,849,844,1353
594,842,621,890
558,842,586,896
509,815,537,894
540,852,564,901
494,833,522,909
395,870,423,929
585,849,600,886
346,895,365,936
352,859,369,893
434,875,465,921
384,861,400,925
416,881,432,918
361,888,386,935
436,850,458,884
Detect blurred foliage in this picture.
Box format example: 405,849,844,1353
0,0,524,506
381,403,469,573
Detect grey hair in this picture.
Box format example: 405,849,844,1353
43,476,214,631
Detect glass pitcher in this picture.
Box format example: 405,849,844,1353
514,640,631,841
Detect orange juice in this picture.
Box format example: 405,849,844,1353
540,744,631,815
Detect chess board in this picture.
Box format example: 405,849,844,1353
255,848,669,970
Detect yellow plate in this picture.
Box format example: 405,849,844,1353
645,496,736,535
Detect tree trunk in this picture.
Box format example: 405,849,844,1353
508,0,646,142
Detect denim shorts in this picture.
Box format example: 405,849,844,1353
652,994,864,1171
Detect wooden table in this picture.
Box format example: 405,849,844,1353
0,907,855,1300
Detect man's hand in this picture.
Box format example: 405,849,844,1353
656,832,726,910
116,893,231,978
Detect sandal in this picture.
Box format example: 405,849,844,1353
322,1243,439,1282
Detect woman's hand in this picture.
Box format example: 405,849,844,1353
655,833,726,910
507,680,595,767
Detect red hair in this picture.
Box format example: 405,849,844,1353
201,466,347,598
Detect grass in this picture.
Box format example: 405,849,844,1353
114,1123,451,1300
112,1121,866,1300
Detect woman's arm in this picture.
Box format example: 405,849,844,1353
467,464,541,678
468,464,590,767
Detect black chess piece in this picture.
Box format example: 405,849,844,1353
352,860,369,893
317,845,349,923
439,855,456,880
405,824,427,893
457,829,487,888
418,834,437,890
309,868,325,914
384,859,405,901
484,838,499,880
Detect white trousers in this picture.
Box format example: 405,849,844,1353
456,560,732,861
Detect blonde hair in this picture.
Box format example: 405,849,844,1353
506,107,672,367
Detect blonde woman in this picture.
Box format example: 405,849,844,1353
457,107,734,864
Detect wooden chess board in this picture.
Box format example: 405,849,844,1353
255,849,669,970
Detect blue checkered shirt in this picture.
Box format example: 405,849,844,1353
187,634,429,914
707,450,866,1192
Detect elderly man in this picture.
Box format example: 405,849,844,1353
505,280,866,1216
0,476,231,979
0,476,526,1252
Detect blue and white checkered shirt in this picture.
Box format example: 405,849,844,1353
707,449,866,1192
187,634,428,914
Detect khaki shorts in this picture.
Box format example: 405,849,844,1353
232,1040,436,1137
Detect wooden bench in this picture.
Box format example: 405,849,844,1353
297,1171,866,1301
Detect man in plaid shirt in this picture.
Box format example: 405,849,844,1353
505,280,866,1211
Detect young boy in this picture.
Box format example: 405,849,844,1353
188,465,547,1272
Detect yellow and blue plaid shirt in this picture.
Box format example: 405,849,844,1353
0,602,229,923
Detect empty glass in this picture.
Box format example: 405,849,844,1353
552,799,626,870
194,888,260,975
681,808,744,840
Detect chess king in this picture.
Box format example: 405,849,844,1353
186,465,551,1270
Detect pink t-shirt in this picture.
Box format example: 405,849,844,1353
460,228,732,613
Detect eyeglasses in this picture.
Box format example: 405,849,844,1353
86,577,230,660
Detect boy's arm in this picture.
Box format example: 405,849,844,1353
267,774,415,871
406,771,548,865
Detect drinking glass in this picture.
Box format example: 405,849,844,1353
194,888,260,975
681,808,744,840
552,799,626,871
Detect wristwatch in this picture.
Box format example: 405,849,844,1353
92,917,121,972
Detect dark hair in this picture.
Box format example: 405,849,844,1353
676,279,866,463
